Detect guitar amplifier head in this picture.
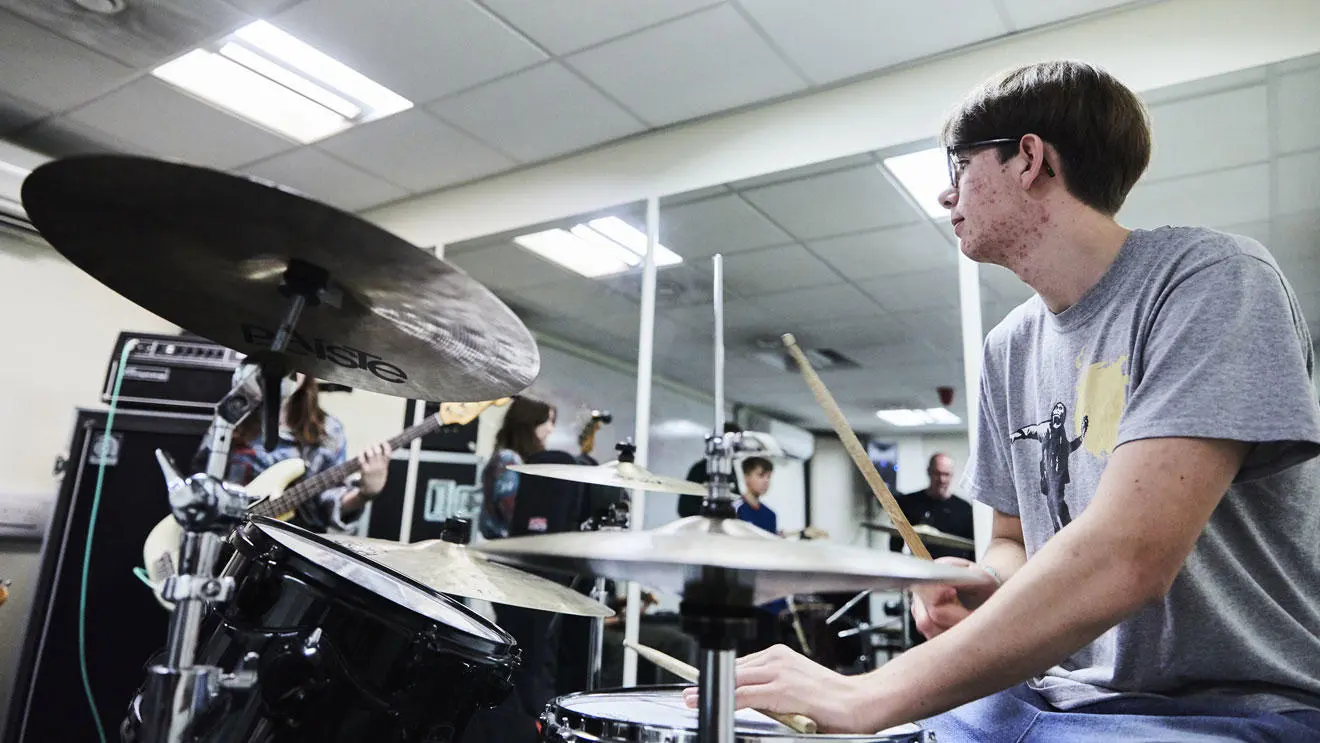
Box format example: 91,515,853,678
102,331,245,412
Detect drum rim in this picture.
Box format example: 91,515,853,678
236,516,517,658
545,685,928,742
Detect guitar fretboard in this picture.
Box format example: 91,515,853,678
248,414,443,518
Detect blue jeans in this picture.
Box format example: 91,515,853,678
922,684,1320,742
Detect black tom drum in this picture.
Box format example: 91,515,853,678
127,516,517,742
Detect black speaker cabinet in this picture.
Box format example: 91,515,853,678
403,399,480,453
365,450,481,543
6,409,211,743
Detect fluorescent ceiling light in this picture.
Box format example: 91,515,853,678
588,217,683,267
514,217,683,278
152,21,411,144
154,49,352,143
218,42,361,119
514,229,635,278
875,407,962,426
883,147,949,219
234,21,411,118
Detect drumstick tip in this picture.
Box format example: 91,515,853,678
780,333,797,347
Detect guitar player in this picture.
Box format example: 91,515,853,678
193,368,390,535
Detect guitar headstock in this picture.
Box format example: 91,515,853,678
434,397,511,428
579,409,612,458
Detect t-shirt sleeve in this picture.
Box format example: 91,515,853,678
962,337,1021,516
1117,253,1320,482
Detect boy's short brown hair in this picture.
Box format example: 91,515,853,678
741,456,773,475
940,60,1152,216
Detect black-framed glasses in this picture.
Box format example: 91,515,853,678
946,137,1055,188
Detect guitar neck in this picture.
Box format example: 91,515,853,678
249,415,442,518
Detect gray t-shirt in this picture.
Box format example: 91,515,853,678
963,226,1320,712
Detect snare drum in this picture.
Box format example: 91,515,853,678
126,517,517,742
541,687,933,742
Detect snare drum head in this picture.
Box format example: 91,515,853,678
252,517,509,646
545,687,929,742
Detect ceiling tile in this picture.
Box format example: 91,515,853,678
428,62,644,163
67,78,293,169
729,153,876,191
566,4,806,127
1140,67,1267,107
1275,52,1320,76
757,282,882,326
271,0,546,103
661,184,731,207
1120,163,1271,230
0,10,136,112
1277,67,1320,154
8,116,134,157
979,263,1034,304
741,164,920,240
999,0,1138,30
605,263,716,309
317,109,514,192
785,312,911,349
1144,85,1269,182
809,222,956,280
660,193,794,258
510,277,638,320
447,240,580,292
0,90,48,136
239,147,409,212
1275,150,1320,217
480,0,721,55
0,0,248,69
856,268,960,313
737,0,1006,84
717,244,843,295
222,0,307,15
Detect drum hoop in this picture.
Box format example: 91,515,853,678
545,686,931,743
237,516,516,660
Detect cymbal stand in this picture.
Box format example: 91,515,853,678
141,260,331,743
582,488,630,690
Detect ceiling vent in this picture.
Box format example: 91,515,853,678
751,345,859,374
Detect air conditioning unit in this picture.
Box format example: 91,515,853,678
0,141,49,243
736,409,815,460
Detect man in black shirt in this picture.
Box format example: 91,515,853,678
890,452,974,561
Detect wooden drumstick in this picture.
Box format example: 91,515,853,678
622,639,818,734
781,333,932,561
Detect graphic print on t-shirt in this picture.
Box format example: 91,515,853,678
1010,402,1089,531
1074,352,1129,456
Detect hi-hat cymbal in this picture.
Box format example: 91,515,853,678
325,534,613,618
475,516,991,605
511,461,707,496
21,155,539,401
862,522,975,551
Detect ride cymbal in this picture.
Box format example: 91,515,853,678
21,155,539,401
510,461,708,496
475,516,992,605
325,534,613,618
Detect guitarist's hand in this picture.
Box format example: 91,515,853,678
359,443,392,497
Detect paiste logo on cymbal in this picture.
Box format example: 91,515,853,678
241,324,407,383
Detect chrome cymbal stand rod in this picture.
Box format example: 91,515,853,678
142,264,328,743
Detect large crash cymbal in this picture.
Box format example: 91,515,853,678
21,155,539,401
475,516,991,605
510,460,707,496
325,534,613,618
